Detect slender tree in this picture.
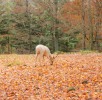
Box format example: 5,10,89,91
81,0,86,50
87,0,94,50
94,0,102,50
25,0,32,53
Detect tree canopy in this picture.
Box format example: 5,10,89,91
0,0,102,54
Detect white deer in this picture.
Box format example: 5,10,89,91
35,44,57,66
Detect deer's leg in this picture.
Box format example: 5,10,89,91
35,54,38,67
39,53,44,66
46,56,51,65
43,56,45,66
49,55,53,65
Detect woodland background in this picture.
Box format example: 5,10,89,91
0,0,102,54
0,1,102,99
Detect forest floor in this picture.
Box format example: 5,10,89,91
0,53,102,100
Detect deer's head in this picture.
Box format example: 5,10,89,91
49,54,59,65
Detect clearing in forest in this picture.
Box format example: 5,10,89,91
0,53,102,100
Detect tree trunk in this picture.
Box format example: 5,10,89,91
87,0,94,50
26,0,32,53
95,13,99,50
81,0,86,50
53,0,59,52
94,0,101,50
7,36,10,54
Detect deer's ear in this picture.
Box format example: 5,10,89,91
52,55,54,59
53,54,59,59
53,55,55,58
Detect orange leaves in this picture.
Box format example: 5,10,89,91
61,0,81,25
0,53,102,99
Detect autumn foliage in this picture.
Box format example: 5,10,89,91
0,53,102,100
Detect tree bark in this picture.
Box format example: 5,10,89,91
94,0,101,50
81,0,86,50
53,0,59,52
7,36,11,54
87,0,94,50
26,0,32,53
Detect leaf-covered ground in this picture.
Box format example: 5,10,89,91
0,53,102,100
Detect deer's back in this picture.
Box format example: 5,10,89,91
36,44,50,56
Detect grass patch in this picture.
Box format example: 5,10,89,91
67,87,76,92
6,61,23,67
80,50,99,54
